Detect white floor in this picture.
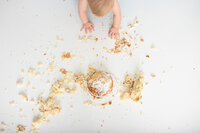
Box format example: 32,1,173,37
0,0,200,133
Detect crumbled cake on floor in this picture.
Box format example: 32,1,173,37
120,72,144,102
17,125,25,132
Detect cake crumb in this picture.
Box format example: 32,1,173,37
0,129,5,133
21,69,24,75
17,125,25,132
37,62,43,67
16,79,23,88
79,35,98,42
48,63,54,72
28,68,35,76
140,38,144,43
61,52,71,60
151,44,156,50
19,93,28,102
30,98,35,104
60,68,67,75
105,37,132,55
83,100,93,106
56,36,64,42
26,81,31,87
35,72,41,78
70,105,74,110
146,55,150,58
87,36,98,42
9,101,16,106
128,24,134,29
140,111,143,115
1,122,6,128
78,35,87,42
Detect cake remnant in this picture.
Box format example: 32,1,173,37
26,81,31,87
1,122,6,128
105,37,132,55
31,70,77,132
9,101,16,106
21,69,24,75
16,79,23,88
48,63,54,72
35,72,41,78
17,125,25,132
87,36,98,42
0,129,5,133
140,38,144,43
61,52,71,60
28,68,36,77
83,100,93,106
87,71,113,98
19,93,28,102
37,62,43,67
56,36,64,42
151,74,156,78
120,72,144,102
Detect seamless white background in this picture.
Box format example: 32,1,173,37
0,0,200,133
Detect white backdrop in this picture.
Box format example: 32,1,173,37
0,0,200,133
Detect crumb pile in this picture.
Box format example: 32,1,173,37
31,66,117,132
32,70,76,132
120,72,144,102
104,37,132,55
103,17,144,56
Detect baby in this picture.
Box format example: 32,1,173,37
79,0,121,39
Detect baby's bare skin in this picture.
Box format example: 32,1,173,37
78,0,121,39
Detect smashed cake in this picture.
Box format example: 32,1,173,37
87,71,113,98
74,66,115,101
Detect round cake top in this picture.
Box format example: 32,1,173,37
87,71,113,98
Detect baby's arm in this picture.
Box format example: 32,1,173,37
78,0,94,34
109,0,121,39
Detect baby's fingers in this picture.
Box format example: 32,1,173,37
115,33,120,39
85,27,88,34
91,25,95,31
108,31,111,38
108,30,113,38
80,26,84,31
110,32,114,39
88,27,92,33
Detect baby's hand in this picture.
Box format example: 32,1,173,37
108,26,120,39
81,22,95,34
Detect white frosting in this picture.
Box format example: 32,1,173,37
87,71,113,97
